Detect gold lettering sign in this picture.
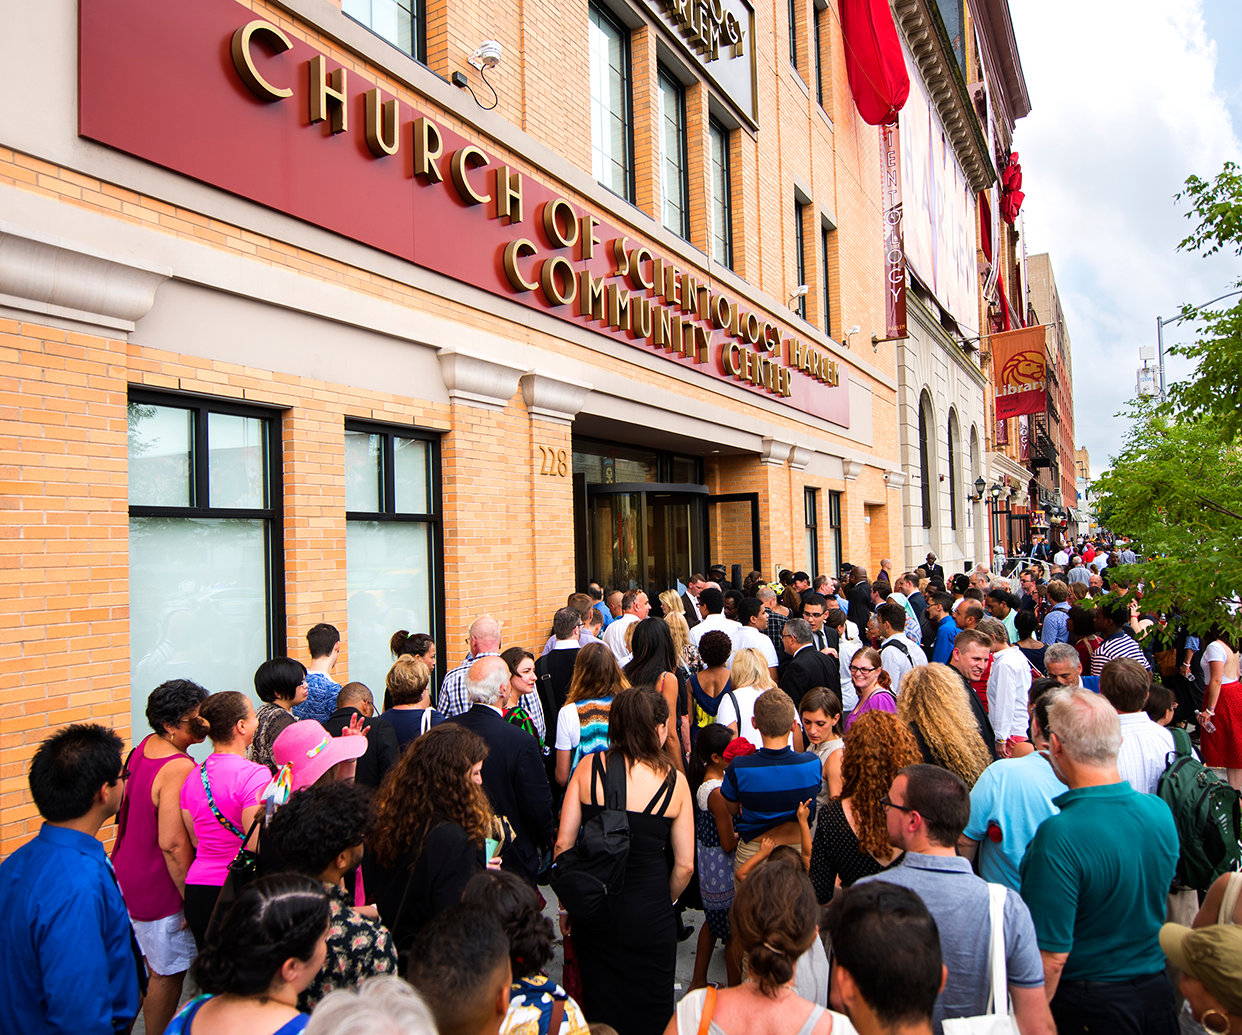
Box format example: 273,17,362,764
231,20,293,101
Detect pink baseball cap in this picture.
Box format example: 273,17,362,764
272,720,367,791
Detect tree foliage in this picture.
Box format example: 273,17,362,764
1093,164,1242,636
1168,162,1242,440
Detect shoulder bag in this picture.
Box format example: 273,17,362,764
942,883,1018,1034
550,751,630,924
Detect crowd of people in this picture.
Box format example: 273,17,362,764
2,545,1241,1035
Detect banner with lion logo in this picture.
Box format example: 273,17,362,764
991,325,1047,420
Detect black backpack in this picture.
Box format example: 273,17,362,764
1156,743,1242,892
550,752,631,924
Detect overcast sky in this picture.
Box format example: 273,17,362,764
1008,0,1241,479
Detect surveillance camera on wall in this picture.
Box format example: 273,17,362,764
470,41,502,70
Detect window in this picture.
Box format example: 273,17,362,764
947,419,959,531
827,491,843,577
804,487,819,577
345,422,442,694
658,68,689,240
821,223,834,336
814,5,825,106
127,392,282,739
789,0,800,69
794,200,808,319
342,0,423,61
918,398,932,529
589,4,633,201
709,119,733,268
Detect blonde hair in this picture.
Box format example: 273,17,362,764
896,664,993,787
730,648,775,691
659,589,685,619
665,610,692,659
386,654,430,706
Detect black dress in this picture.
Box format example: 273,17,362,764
808,799,895,903
573,767,677,1035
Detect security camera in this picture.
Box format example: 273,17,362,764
469,41,502,70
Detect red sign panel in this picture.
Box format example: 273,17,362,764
991,325,1047,421
78,0,849,425
880,123,906,340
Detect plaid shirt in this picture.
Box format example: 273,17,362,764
438,651,546,739
766,611,789,657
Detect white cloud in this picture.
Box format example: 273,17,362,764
1008,0,1241,477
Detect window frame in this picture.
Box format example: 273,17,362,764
589,2,635,204
709,117,733,269
657,65,690,241
814,4,825,107
344,419,446,680
794,199,808,320
828,490,843,578
341,0,426,64
789,0,800,70
127,386,286,660
821,222,834,337
804,487,820,577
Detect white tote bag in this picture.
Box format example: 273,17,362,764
942,883,1020,1035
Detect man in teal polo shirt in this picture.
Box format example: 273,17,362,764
1019,689,1179,1035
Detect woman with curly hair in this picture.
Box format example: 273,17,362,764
364,724,498,955
808,711,922,903
896,664,993,788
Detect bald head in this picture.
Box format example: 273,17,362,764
336,681,374,714
465,655,509,706
469,615,502,652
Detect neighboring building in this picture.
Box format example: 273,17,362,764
0,0,905,848
1074,447,1096,536
1026,252,1076,548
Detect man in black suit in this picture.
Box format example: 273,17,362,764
898,571,928,624
924,553,945,584
681,572,707,629
448,656,555,886
779,618,839,707
323,681,400,789
846,567,873,631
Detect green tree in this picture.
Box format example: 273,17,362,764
1169,162,1242,439
1092,163,1242,639
1093,402,1242,637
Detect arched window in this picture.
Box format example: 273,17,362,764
947,417,958,531
918,399,932,530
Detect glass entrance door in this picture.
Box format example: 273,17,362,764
584,484,706,599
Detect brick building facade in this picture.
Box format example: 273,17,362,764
0,0,905,849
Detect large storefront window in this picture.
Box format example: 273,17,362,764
345,422,442,694
589,4,633,201
128,392,282,739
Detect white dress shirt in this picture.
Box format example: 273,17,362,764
1116,711,1175,794
986,646,1032,742
880,635,928,694
601,613,639,661
728,625,778,668
690,613,742,648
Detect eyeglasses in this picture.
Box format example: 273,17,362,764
849,665,876,674
880,796,915,813
116,767,131,782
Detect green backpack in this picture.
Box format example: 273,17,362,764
1155,741,1242,892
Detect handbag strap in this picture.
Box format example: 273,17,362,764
547,996,566,1035
1219,872,1242,924
984,882,1010,1015
200,761,247,839
697,986,717,1035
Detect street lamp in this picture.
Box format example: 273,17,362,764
970,475,986,501
1156,289,1242,398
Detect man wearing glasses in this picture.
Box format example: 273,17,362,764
779,617,840,708
858,764,1054,1034
0,724,145,1032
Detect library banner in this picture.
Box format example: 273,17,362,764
991,326,1047,420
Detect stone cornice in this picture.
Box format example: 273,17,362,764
520,370,592,424
437,350,525,411
892,0,996,192
0,226,170,332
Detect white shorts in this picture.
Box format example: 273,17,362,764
132,910,197,977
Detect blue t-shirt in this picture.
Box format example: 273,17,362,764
962,751,1063,890
1019,782,1178,981
294,670,341,723
720,747,821,840
0,824,142,1033
380,707,447,749
931,615,959,664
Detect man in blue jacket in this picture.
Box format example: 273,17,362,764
927,591,961,664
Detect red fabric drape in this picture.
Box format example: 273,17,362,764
1000,152,1025,225
978,193,993,263
996,276,1011,332
840,0,910,125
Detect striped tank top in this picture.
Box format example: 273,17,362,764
571,695,613,769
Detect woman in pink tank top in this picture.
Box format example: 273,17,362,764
112,678,208,1035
